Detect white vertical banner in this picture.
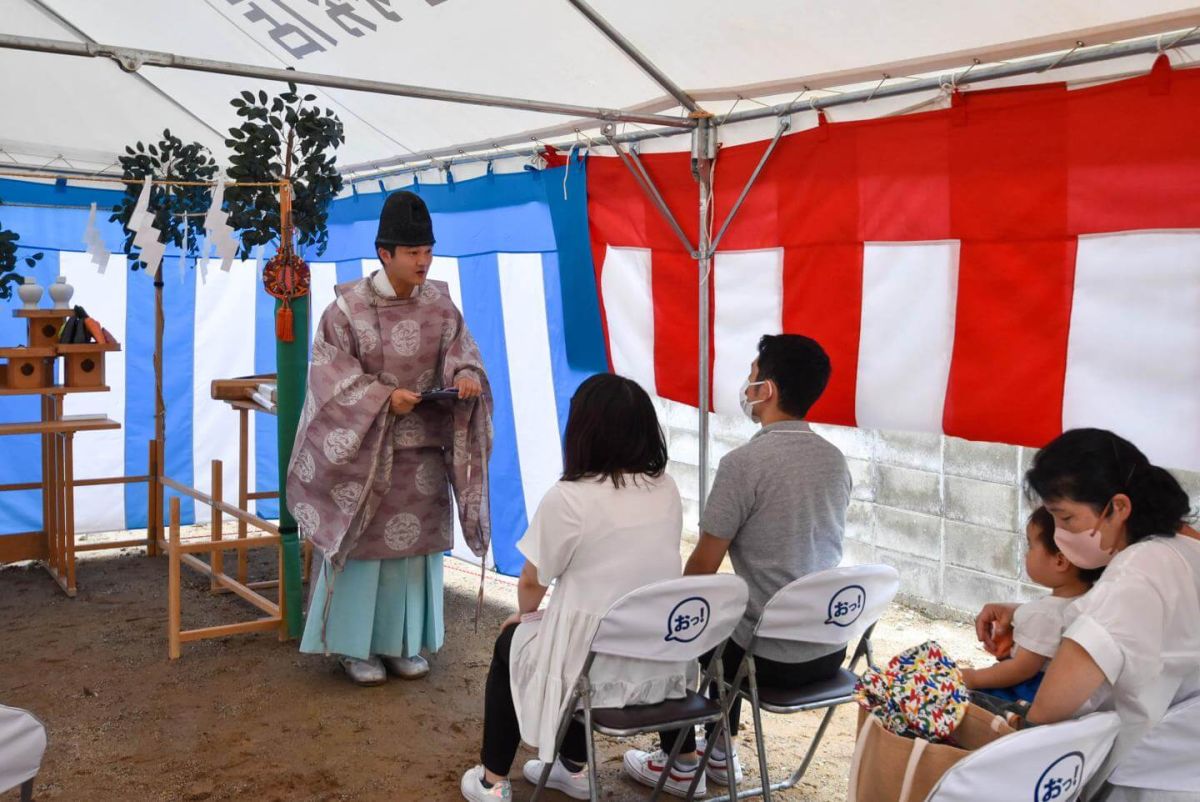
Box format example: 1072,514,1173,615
1065,231,1200,471
428,255,464,310
857,241,960,432
60,252,128,533
498,252,564,528
306,262,338,343
600,246,657,394
425,256,485,567
192,260,257,520
713,248,784,415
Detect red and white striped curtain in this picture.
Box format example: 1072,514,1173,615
580,56,1200,471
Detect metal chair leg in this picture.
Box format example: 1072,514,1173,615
746,659,774,802
691,716,722,800
532,685,584,802
530,760,554,802
788,705,838,787
583,700,599,802
652,718,696,801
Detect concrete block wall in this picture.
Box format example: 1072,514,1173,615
657,398,1200,620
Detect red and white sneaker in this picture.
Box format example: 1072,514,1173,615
697,737,744,786
623,749,706,798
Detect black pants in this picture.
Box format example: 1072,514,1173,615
481,624,588,776
659,641,847,755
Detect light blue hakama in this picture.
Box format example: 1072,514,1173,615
300,553,444,661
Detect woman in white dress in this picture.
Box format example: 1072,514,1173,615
974,428,1199,796
460,373,690,801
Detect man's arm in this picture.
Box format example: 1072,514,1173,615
685,533,731,576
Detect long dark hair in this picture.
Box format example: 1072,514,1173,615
1025,428,1193,546
561,373,668,487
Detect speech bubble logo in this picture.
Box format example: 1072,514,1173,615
664,596,711,643
1034,752,1085,802
825,584,866,627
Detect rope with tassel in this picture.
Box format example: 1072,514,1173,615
263,180,310,341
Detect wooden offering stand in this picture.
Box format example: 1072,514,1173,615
0,309,134,597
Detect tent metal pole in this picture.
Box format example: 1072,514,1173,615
566,0,702,114
603,130,697,257
0,33,693,129
693,118,716,514
710,117,790,252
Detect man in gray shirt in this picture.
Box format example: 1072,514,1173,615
625,334,851,796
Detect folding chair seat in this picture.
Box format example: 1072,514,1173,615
924,711,1121,801
0,704,46,802
701,563,900,802
591,693,724,736
530,574,749,802
1105,693,1200,800
753,667,858,711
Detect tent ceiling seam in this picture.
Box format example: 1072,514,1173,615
338,27,1200,182
197,0,422,159
26,0,227,144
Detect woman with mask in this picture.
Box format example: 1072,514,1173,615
974,428,1200,793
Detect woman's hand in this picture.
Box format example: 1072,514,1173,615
975,602,1019,655
389,388,421,415
455,375,483,400
500,612,522,631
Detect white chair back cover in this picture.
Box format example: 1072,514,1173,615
0,704,46,793
925,711,1121,802
753,564,900,646
1108,693,1200,793
590,575,749,662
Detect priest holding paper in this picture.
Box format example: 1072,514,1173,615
290,191,493,686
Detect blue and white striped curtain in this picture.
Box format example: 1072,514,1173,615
0,165,605,575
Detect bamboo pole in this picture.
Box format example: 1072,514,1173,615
168,497,181,660
147,439,160,556
178,618,280,642
0,170,285,187
238,407,249,584
178,553,280,616
209,459,223,593
64,432,76,595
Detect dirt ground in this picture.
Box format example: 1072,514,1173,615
0,533,990,801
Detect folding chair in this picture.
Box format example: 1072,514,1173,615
701,563,900,802
0,705,46,802
925,711,1121,801
530,574,749,802
1106,693,1200,800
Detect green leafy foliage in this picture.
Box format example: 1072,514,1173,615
109,129,219,271
0,199,46,300
224,81,345,258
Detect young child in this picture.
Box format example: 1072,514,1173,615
962,507,1103,702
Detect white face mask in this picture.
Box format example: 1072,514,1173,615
740,380,768,420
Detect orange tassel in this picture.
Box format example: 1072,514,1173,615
276,301,294,343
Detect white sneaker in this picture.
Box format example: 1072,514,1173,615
460,765,512,801
382,654,430,680
697,737,744,786
523,758,590,800
338,655,386,686
623,749,706,798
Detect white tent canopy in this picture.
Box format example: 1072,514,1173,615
4,0,1200,178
